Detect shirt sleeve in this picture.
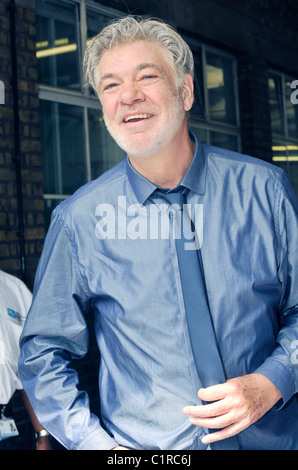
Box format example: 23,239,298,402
254,171,298,408
18,209,118,450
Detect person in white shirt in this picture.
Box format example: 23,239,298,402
0,270,52,450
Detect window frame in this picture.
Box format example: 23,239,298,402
185,35,241,151
268,69,298,144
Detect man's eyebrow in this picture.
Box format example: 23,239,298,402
99,63,165,85
99,73,117,85
136,63,165,75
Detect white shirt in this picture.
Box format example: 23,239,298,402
0,271,32,404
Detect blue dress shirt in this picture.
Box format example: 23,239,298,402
19,133,298,450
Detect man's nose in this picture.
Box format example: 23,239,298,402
118,81,145,106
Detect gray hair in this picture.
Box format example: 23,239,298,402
83,16,194,96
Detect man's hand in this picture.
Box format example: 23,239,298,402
183,373,282,445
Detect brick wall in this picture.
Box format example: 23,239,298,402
0,0,44,291
0,0,46,450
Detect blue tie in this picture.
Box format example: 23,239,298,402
154,187,239,450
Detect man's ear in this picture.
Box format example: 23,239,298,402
181,74,194,112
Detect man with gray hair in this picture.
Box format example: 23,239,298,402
19,16,298,450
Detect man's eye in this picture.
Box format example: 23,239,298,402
141,75,158,81
103,83,118,91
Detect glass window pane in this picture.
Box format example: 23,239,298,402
36,0,80,90
40,100,87,195
272,143,298,198
285,78,298,139
272,144,288,173
287,145,298,197
86,9,113,40
206,52,237,125
268,76,283,134
88,108,125,180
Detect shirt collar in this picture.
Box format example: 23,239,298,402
126,131,207,204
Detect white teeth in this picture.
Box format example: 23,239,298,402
124,114,152,122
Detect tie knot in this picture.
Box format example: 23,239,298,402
154,187,187,208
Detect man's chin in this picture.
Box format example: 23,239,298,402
113,136,160,159
126,149,156,159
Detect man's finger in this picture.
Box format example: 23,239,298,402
189,411,234,429
201,421,243,445
183,397,231,418
197,384,228,402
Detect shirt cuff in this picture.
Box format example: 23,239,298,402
76,427,118,450
254,358,296,409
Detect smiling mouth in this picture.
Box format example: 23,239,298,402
123,113,153,123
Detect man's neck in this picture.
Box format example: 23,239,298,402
128,129,195,189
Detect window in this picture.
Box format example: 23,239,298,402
36,1,241,226
36,1,80,90
40,101,86,195
187,39,240,152
268,70,298,197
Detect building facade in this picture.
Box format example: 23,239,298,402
0,0,297,448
